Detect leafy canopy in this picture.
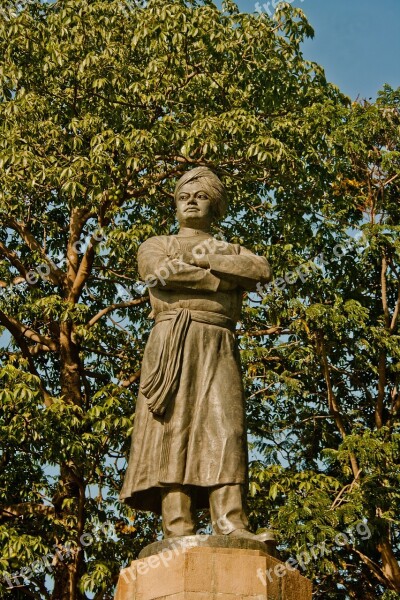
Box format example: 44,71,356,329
0,0,399,599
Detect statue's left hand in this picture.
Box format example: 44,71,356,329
192,255,210,269
179,252,210,269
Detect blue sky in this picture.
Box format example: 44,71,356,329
236,0,400,100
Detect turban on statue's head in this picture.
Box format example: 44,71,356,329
174,167,227,221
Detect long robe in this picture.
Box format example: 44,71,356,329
120,232,271,514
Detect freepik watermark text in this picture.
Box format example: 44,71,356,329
255,0,304,19
257,521,372,585
3,520,115,590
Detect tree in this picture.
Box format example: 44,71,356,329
245,87,400,598
0,0,398,598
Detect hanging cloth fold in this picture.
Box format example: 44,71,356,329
140,308,235,416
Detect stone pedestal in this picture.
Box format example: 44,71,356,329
114,536,312,600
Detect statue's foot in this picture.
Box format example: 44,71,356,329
228,528,276,543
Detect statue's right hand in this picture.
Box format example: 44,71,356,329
175,251,196,265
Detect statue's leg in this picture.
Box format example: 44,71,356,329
209,484,276,543
208,484,249,534
161,485,198,538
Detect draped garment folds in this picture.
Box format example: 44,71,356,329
120,232,271,514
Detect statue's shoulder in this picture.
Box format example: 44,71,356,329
138,235,177,255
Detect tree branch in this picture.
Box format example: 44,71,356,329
382,172,400,188
375,254,391,428
66,207,94,290
238,326,289,336
376,351,386,429
119,370,141,388
381,255,391,329
0,241,28,279
352,548,393,590
317,331,360,478
390,282,400,333
86,297,149,328
377,537,400,592
69,235,98,302
330,470,362,510
0,503,55,520
0,310,57,351
0,311,53,406
28,343,54,355
125,167,185,200
81,345,128,359
6,218,65,287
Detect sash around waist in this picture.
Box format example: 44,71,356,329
140,308,236,416
155,308,236,332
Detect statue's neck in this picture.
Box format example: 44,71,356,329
177,227,211,237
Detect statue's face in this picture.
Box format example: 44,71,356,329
175,180,213,228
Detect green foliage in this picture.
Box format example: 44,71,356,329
243,86,400,598
0,0,399,598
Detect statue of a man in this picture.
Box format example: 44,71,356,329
120,167,272,541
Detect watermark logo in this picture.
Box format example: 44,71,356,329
255,0,304,18
257,521,372,585
3,521,116,589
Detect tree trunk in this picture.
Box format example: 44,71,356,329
51,321,86,600
378,537,400,592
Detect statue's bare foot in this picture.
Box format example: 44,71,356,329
228,528,276,543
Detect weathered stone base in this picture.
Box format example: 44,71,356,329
114,539,312,600
138,534,278,559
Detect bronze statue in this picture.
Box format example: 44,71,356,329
120,167,272,541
